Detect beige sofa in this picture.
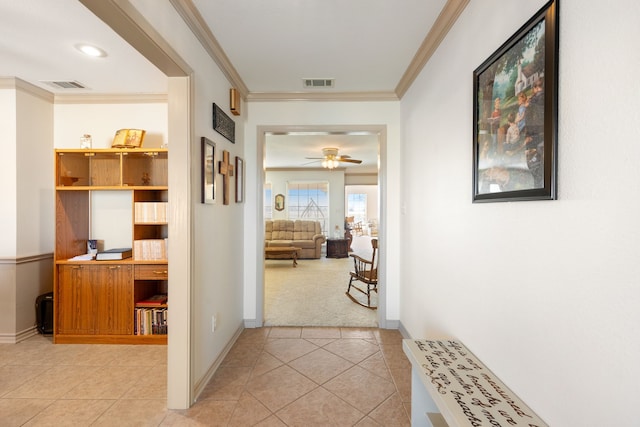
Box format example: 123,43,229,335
265,219,326,259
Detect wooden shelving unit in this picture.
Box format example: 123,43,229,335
53,148,168,345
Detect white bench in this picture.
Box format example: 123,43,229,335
403,339,548,427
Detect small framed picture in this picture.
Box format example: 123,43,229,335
275,194,285,211
201,137,216,204
235,156,244,203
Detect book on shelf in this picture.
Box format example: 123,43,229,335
134,202,168,223
134,307,168,335
96,247,132,260
136,294,168,307
134,239,167,260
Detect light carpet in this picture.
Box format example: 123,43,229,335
264,236,378,327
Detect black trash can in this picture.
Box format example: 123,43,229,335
35,292,54,335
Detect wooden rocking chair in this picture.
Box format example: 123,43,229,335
346,238,378,309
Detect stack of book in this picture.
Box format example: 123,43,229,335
134,202,167,223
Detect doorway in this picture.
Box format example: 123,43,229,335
257,124,387,327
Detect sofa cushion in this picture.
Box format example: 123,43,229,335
266,219,294,241
293,220,321,240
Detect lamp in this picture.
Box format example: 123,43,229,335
321,148,339,169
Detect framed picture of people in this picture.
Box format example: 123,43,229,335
472,0,558,202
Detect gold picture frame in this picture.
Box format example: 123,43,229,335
274,194,285,211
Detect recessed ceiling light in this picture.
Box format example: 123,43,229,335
75,43,107,58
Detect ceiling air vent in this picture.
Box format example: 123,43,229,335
41,80,87,89
303,78,334,88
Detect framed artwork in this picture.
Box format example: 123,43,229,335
235,156,244,203
212,103,235,143
472,0,558,202
275,194,285,211
201,137,216,204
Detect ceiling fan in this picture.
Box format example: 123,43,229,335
305,147,362,169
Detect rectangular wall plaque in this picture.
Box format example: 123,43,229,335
212,103,235,143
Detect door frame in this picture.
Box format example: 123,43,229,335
255,124,388,327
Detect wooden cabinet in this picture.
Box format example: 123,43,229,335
326,238,349,258
57,264,133,336
54,148,168,345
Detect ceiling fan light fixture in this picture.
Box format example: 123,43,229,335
322,157,338,169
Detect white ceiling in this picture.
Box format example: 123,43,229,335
191,0,447,94
0,0,454,172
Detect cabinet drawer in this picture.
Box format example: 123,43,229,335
135,264,168,280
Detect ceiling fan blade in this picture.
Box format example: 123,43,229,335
340,158,362,164
304,157,324,160
301,159,321,166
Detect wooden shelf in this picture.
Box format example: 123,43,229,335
53,148,168,345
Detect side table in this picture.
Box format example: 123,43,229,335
326,238,349,258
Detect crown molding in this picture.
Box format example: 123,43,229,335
170,0,249,97
1,77,167,104
247,91,399,102
395,0,470,98
54,93,168,104
0,77,55,103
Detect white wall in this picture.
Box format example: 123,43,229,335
130,0,246,404
0,85,18,257
400,1,640,425
16,87,54,257
244,102,401,326
266,169,345,233
54,102,167,149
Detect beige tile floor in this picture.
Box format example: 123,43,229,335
0,327,411,426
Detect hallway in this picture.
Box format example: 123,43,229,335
0,327,411,425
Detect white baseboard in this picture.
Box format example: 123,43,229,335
192,322,244,402
243,319,261,328
0,326,39,344
397,320,411,339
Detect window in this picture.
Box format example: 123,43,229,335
264,183,272,219
347,193,367,224
287,182,329,234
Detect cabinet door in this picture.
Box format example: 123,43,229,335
57,265,96,334
94,265,134,335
